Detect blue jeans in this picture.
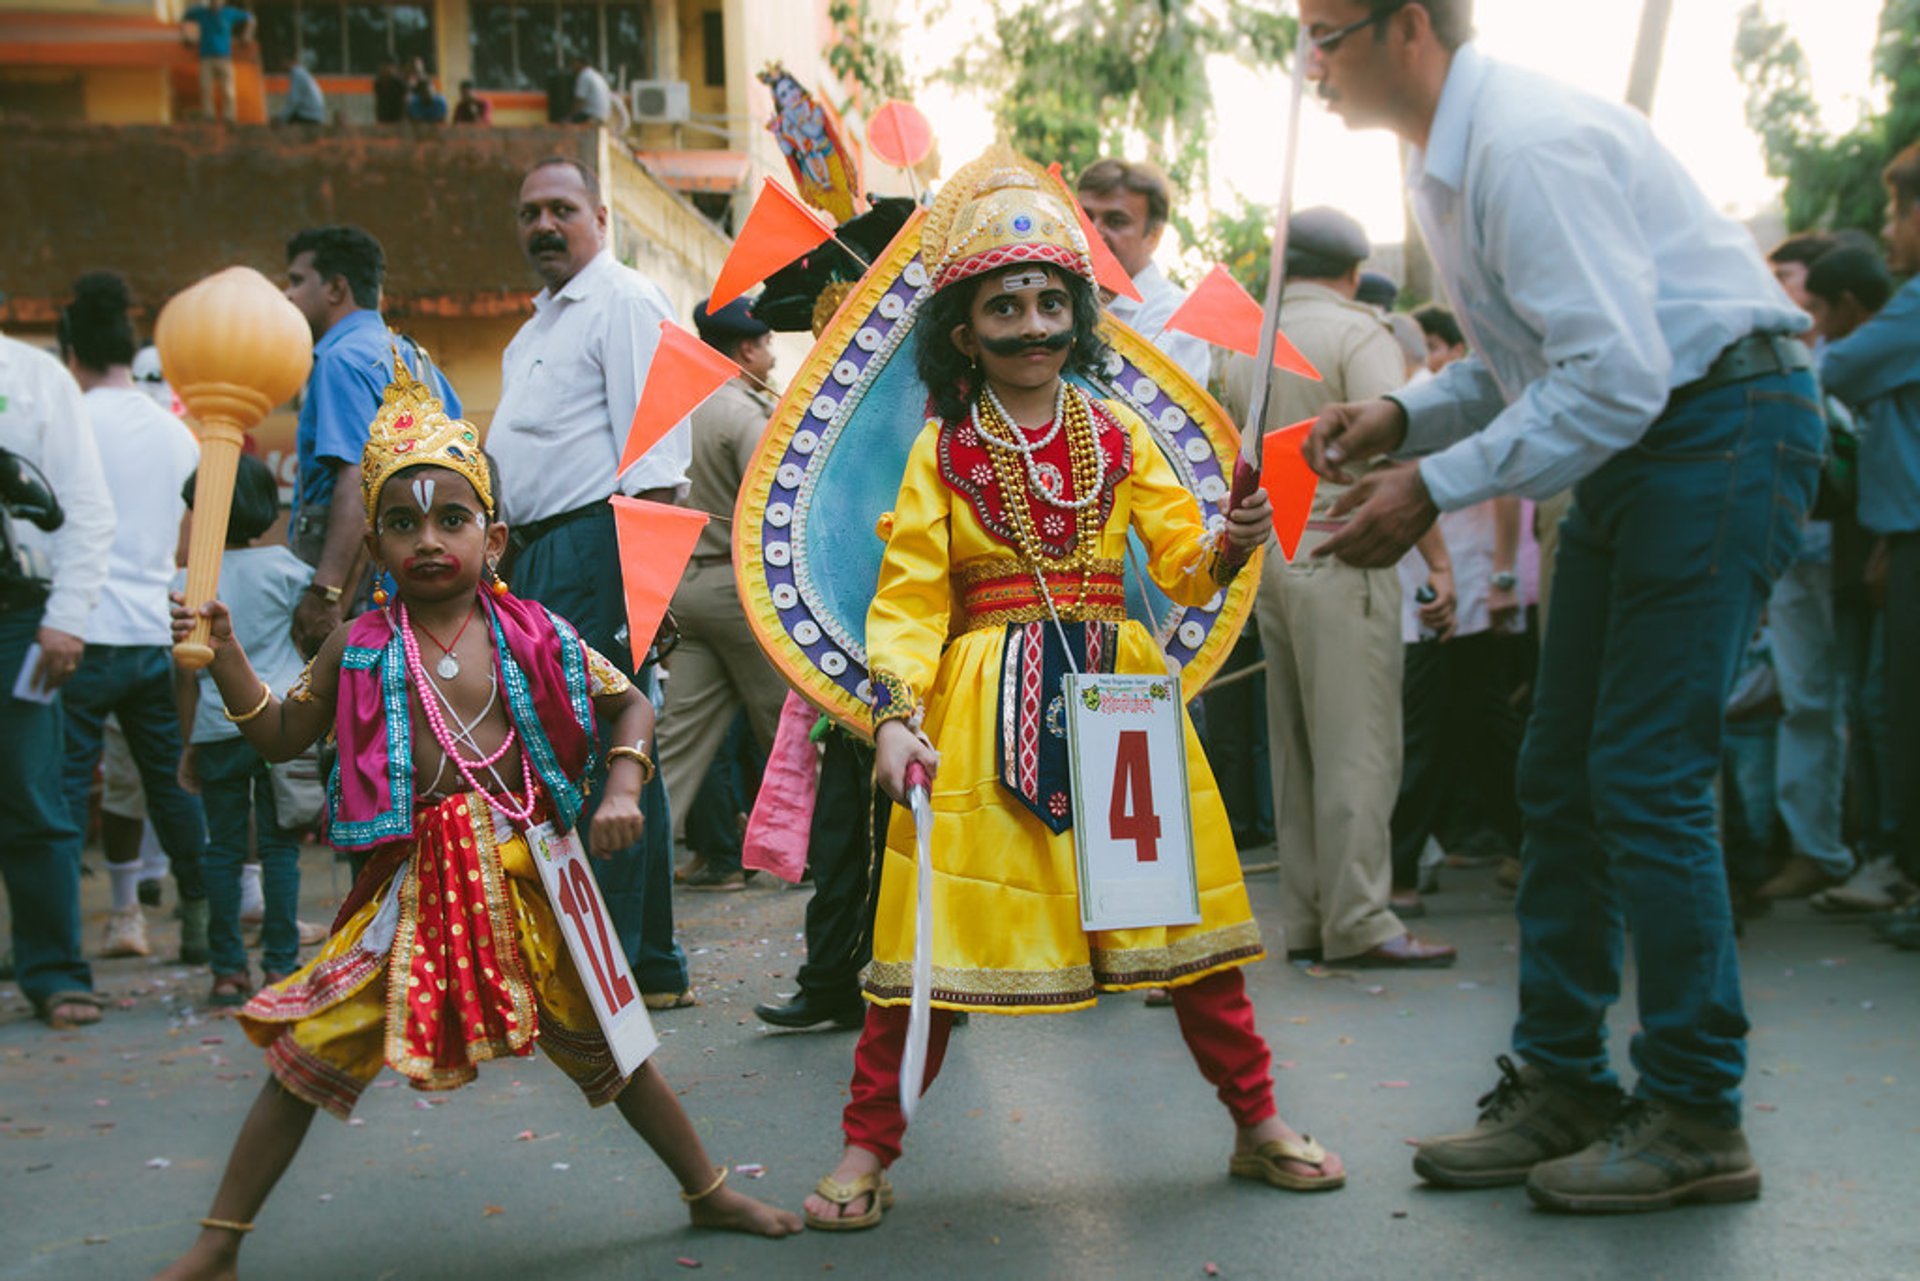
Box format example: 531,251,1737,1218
1513,370,1823,1127
509,505,688,994
195,737,302,976
1767,552,1850,877
0,608,91,1005
1720,724,1778,891
59,645,206,900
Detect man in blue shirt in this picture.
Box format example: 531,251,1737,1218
280,225,460,655
1822,142,1920,928
1296,0,1823,1213
180,0,254,123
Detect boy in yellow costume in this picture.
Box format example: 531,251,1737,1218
157,367,799,1280
802,149,1346,1230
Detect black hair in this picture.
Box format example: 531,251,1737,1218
1806,246,1893,314
182,453,280,546
1075,158,1172,232
526,156,602,207
914,264,1113,424
1411,303,1463,347
1767,232,1838,269
1382,1,1473,52
286,225,385,310
58,271,138,371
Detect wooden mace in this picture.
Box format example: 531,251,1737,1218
156,267,313,669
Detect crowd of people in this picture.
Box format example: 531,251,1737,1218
2,0,1917,1269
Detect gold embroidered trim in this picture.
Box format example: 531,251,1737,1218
584,645,633,698
285,657,319,704
1089,920,1266,985
868,668,920,730
953,554,1125,592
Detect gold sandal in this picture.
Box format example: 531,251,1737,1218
1229,1136,1346,1192
804,1170,895,1231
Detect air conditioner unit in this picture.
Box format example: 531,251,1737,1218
631,80,691,124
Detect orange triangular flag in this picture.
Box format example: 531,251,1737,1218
1164,265,1321,381
609,496,709,670
707,179,836,313
621,322,740,474
1044,163,1143,303
1261,419,1320,562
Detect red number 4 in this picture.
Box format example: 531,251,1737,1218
1109,730,1161,862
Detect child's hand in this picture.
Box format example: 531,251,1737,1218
171,592,235,649
874,719,940,803
177,744,200,795
588,792,645,858
1225,486,1274,552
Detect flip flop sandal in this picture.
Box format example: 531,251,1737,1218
208,973,253,1008
35,990,105,1030
1229,1136,1347,1192
804,1171,895,1232
642,989,700,1011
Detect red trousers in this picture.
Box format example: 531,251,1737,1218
841,967,1275,1166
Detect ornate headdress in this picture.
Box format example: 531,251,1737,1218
360,351,492,523
919,146,1096,293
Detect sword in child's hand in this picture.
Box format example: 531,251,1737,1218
900,760,934,1122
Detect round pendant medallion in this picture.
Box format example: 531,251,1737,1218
436,654,461,680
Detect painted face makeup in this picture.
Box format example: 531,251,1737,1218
999,269,1051,292
978,329,1072,357
411,476,436,514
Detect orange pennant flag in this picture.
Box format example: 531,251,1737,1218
1261,419,1321,562
1164,265,1321,381
1043,163,1142,304
609,496,709,670
708,179,837,313
621,322,740,475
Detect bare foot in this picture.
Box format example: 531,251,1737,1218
1237,1115,1347,1185
42,997,103,1029
801,1145,884,1223
151,1233,239,1280
687,1184,803,1236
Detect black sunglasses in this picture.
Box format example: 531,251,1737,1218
1310,1,1412,56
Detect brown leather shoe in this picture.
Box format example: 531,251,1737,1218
1332,933,1457,969
1755,853,1843,901
1389,890,1427,918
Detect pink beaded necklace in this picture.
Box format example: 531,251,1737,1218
399,600,538,823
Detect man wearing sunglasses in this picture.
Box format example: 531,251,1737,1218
1294,0,1821,1214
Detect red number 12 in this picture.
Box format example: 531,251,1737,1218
555,858,636,1012
1109,730,1162,862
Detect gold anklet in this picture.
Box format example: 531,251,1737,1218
678,1164,728,1204
199,1217,254,1234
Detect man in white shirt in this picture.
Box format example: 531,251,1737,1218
0,331,116,1027
492,156,691,1006
569,56,612,125
1296,0,1823,1212
55,274,210,967
1075,158,1212,386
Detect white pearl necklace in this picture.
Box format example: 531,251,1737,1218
975,382,1106,512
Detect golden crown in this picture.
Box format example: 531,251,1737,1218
360,350,492,523
920,145,1095,293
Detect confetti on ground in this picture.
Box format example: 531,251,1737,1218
1204,1264,1220,1277
1365,986,1385,996
1277,1060,1297,1070
347,1118,366,1127
1391,1210,1409,1219
146,1158,171,1170
200,1036,225,1045
1754,1103,1778,1112
734,1163,766,1178
84,1235,110,1245
1377,1081,1411,1089
516,1129,536,1141
93,1098,109,1107
412,1099,438,1110
482,1205,505,1217
676,1257,702,1268
552,1162,571,1171
1456,981,1480,990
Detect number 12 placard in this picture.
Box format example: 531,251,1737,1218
1064,673,1200,932
528,821,660,1077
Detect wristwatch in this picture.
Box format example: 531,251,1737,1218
305,581,343,604
1490,571,1518,592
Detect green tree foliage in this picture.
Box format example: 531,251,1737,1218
946,1,1297,253
827,0,909,104
1734,0,1920,232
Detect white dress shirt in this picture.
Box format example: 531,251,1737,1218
83,387,199,646
1392,43,1808,511
0,335,115,637
489,250,690,526
1108,262,1213,387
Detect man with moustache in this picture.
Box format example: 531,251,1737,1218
1295,0,1821,1213
1076,159,1212,385
488,156,693,1008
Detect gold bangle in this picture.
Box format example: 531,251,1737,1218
221,682,273,724
605,745,656,784
199,1217,254,1234
678,1164,728,1204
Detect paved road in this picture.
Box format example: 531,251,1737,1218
3,848,1916,1279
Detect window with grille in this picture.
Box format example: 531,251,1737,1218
468,1,653,91
255,1,438,76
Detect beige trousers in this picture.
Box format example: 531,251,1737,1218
1256,553,1406,958
199,57,237,122
654,561,790,843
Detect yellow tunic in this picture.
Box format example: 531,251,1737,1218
863,398,1264,1014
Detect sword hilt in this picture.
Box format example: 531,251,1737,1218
1216,456,1264,570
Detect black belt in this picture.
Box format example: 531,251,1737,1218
1670,332,1813,404
509,500,608,552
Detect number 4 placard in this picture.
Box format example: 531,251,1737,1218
528,821,660,1077
1064,673,1201,931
